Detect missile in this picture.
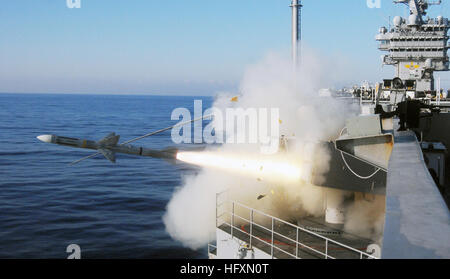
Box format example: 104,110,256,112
37,133,178,163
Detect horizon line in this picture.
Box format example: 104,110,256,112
0,92,218,97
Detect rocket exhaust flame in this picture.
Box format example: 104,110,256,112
176,151,303,182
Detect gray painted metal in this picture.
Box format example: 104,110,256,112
376,0,449,92
345,115,382,137
382,123,450,258
312,142,387,195
37,133,178,163
335,115,394,170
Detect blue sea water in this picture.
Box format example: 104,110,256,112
0,93,213,259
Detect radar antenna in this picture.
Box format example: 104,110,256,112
394,0,442,17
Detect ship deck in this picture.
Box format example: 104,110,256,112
218,220,373,259
214,198,376,259
382,123,450,258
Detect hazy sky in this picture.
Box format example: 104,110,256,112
1,0,450,95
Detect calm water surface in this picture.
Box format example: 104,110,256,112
0,93,213,258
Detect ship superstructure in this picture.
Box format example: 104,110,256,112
376,0,449,95
33,0,450,260
208,0,450,259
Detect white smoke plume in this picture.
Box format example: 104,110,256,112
163,48,383,250
344,194,386,242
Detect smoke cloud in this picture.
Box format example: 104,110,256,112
163,47,384,250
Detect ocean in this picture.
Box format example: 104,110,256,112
0,93,213,259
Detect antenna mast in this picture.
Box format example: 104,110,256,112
291,0,302,69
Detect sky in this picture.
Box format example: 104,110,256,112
1,0,450,95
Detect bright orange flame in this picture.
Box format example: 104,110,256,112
176,151,302,182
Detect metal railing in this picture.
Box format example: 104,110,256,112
208,243,217,257
215,192,378,259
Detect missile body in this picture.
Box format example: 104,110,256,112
37,133,177,163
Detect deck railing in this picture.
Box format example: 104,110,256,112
208,243,217,257
213,192,378,259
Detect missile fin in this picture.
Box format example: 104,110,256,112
98,133,120,146
98,148,116,163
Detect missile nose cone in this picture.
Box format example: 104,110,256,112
37,135,52,143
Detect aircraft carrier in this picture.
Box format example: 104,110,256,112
206,0,450,259
35,0,450,259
